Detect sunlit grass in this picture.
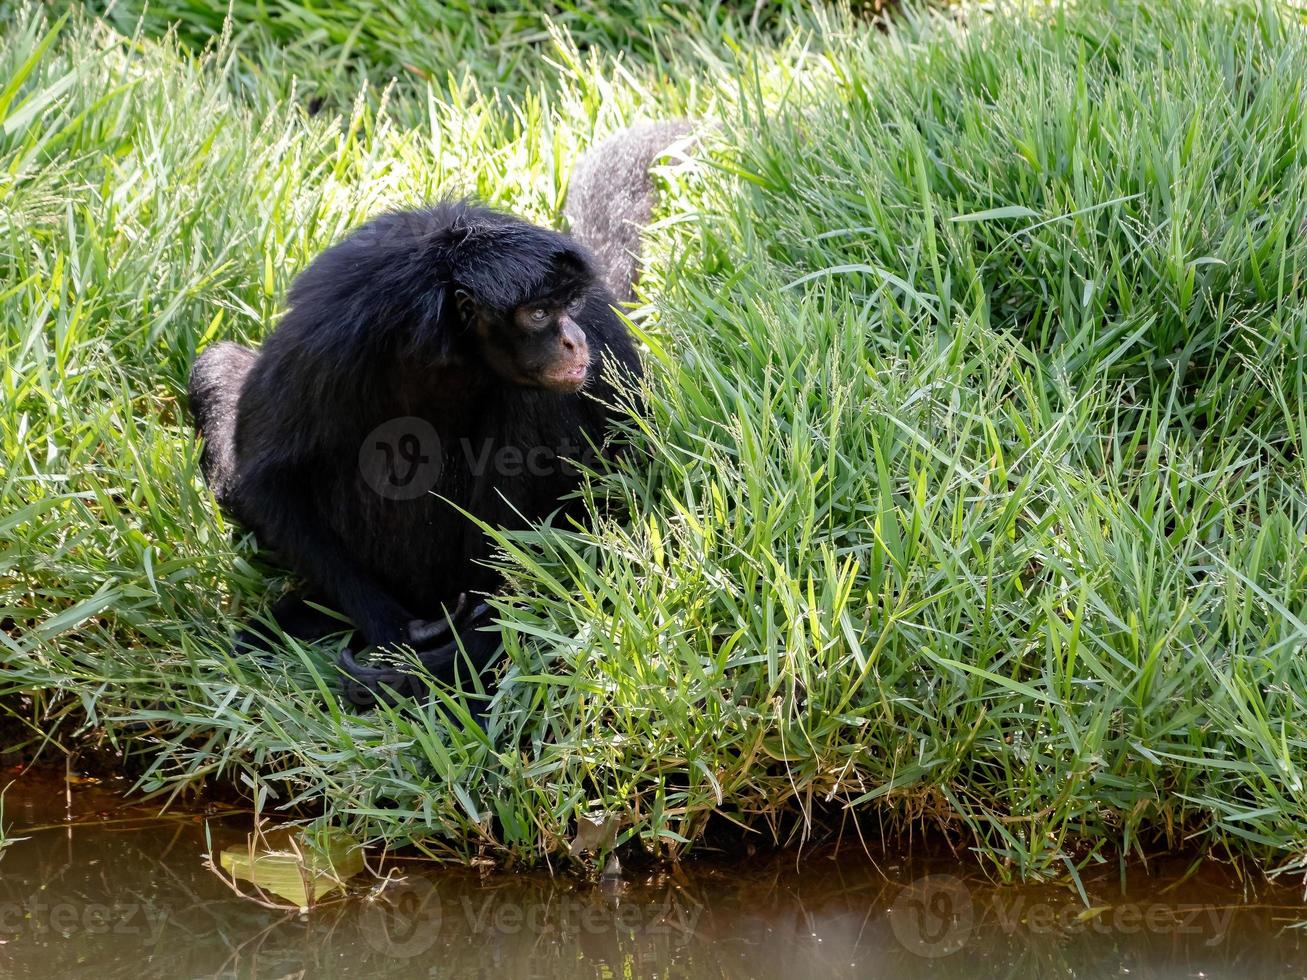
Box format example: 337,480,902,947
89,0,830,105
2,0,1307,880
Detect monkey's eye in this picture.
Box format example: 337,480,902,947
566,296,585,315
528,308,550,325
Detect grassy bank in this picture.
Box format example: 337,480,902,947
3,0,1307,880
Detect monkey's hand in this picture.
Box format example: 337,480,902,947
339,596,500,709
403,592,473,650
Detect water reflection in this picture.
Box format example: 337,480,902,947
0,773,1303,978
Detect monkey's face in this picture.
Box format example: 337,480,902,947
472,295,593,394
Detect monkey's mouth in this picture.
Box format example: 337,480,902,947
542,365,588,392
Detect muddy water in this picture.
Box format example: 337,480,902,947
0,772,1304,978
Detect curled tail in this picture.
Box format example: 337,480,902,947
564,119,702,302
187,340,257,507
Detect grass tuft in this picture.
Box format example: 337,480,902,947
3,0,1307,878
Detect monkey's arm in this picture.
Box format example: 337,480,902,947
230,345,448,651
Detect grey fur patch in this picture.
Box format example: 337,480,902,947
563,119,700,301
188,340,257,506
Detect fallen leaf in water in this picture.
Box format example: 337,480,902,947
1075,905,1111,922
219,827,364,907
569,812,621,858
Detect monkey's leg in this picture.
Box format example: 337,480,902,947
232,593,353,660
269,593,351,639
235,459,441,652
227,595,355,663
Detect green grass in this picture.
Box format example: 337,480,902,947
3,0,1307,881
88,0,835,106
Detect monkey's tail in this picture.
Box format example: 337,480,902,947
187,340,258,507
563,119,704,302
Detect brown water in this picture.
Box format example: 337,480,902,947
0,771,1305,978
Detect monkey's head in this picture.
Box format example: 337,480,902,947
448,218,603,394
460,286,593,394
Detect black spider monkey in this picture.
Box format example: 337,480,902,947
188,201,642,705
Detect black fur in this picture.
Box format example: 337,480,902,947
188,201,641,699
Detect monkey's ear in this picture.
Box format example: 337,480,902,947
454,288,476,322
